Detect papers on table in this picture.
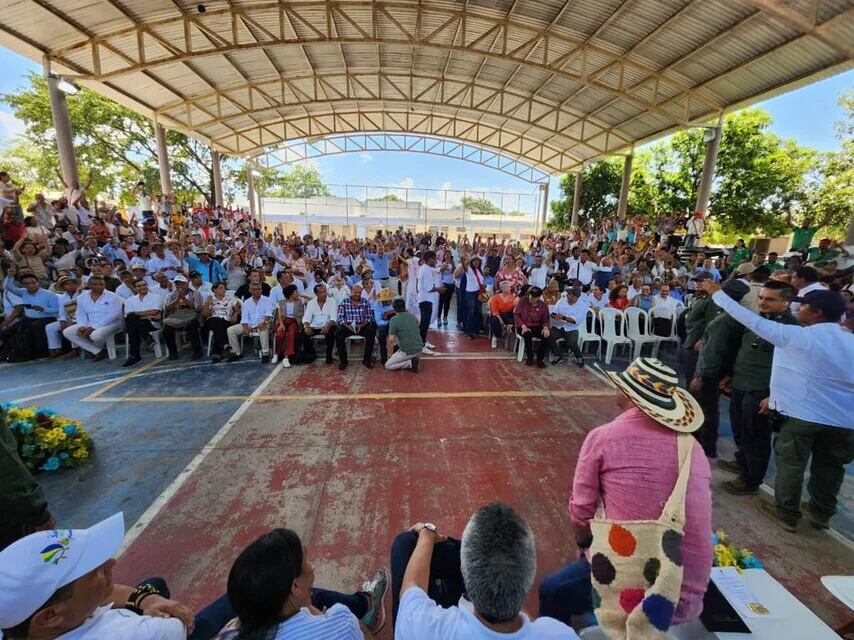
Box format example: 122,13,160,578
711,567,772,619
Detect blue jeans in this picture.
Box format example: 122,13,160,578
390,531,465,628
138,580,368,638
137,578,234,640
538,558,592,626
460,289,482,334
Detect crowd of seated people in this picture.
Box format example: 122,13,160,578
1,170,852,373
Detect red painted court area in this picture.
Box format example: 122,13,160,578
113,333,854,633
114,334,618,634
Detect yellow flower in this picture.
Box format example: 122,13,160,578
72,448,89,460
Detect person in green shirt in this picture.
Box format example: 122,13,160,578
718,280,799,495
0,406,55,550
764,251,785,272
731,239,752,266
806,238,848,267
385,298,424,372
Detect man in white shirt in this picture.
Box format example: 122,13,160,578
584,285,609,311
706,282,854,533
565,249,600,290
228,281,274,363
527,255,549,290
188,271,213,301
684,212,705,248
790,265,826,314
649,284,681,336
392,502,576,640
45,276,81,357
0,512,237,640
416,251,441,349
122,278,163,367
303,283,338,363
146,242,182,279
549,287,589,367
62,276,123,361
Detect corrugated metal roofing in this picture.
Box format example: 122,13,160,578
0,0,850,174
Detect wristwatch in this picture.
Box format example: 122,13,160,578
419,522,438,536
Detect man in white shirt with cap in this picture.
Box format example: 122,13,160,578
0,513,199,639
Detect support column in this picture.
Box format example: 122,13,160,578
538,182,549,232
154,123,172,195
211,149,223,207
617,152,633,222
695,122,722,216
246,161,257,220
570,170,583,229
45,71,79,190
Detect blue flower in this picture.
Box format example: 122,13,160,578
21,444,36,456
741,555,763,569
710,533,719,545
15,421,34,434
63,424,78,436
1,402,19,411
40,457,61,472
59,452,70,460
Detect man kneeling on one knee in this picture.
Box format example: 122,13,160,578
62,275,123,362
384,298,423,373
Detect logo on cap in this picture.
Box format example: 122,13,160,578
40,532,72,565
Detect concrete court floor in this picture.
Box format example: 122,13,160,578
2,331,852,635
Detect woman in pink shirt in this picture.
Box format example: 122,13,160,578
539,357,712,630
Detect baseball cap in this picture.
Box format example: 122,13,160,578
721,279,750,302
529,286,543,297
173,275,188,283
0,513,124,628
735,262,756,276
691,271,713,282
791,289,847,322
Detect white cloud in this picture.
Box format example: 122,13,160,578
359,153,373,163
0,111,26,139
398,177,414,189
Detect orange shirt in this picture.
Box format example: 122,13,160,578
490,294,516,315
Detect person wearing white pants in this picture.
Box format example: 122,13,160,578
62,276,124,361
46,276,81,356
227,282,274,363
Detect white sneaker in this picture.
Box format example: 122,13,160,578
425,341,435,349
282,357,291,368
491,337,498,348
421,347,435,355
271,354,279,365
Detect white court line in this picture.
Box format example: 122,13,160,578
118,364,282,554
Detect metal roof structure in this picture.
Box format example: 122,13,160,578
1,0,851,176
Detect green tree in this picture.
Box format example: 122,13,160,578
548,159,622,229
1,72,216,204
367,193,402,202
462,195,501,215
266,164,331,199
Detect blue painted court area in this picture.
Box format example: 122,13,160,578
0,356,268,529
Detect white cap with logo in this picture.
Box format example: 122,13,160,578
0,513,124,628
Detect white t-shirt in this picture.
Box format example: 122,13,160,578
55,605,184,640
396,588,577,640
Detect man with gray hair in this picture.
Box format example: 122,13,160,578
391,502,576,638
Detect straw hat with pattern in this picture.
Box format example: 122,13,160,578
603,357,703,433
375,288,395,302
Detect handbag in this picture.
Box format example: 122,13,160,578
589,434,695,639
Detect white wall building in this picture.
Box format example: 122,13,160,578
260,195,538,241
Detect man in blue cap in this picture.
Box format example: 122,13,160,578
704,282,854,533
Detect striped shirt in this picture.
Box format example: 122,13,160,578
213,604,362,640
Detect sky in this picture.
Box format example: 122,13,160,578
0,45,850,213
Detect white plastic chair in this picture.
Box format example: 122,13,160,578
345,335,365,356
598,307,631,364
623,307,662,359
515,332,542,362
577,309,600,357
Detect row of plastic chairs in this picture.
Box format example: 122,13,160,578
514,307,683,365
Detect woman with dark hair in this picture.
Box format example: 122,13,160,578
273,283,305,368
202,281,240,363
222,528,388,639
437,252,455,326
455,254,485,338
609,284,630,311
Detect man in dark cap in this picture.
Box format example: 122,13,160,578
514,285,550,368
706,282,854,533
689,279,750,458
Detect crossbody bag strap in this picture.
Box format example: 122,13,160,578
659,434,695,527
